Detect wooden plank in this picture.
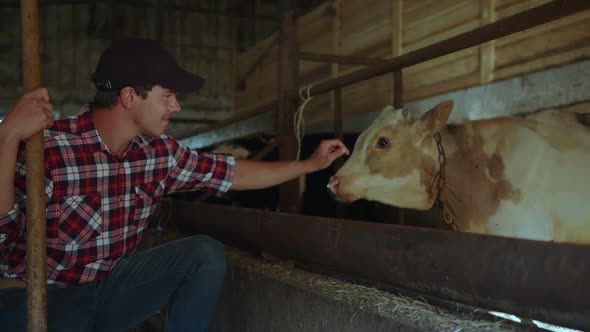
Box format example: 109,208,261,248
296,4,332,49
340,19,392,55
404,0,478,42
234,0,590,124
495,44,590,81
405,0,461,21
480,0,496,83
185,60,590,145
172,201,590,330
303,0,590,98
406,72,481,101
495,15,590,69
404,0,438,14
299,51,388,66
404,18,481,52
341,0,392,36
405,47,478,75
405,52,479,90
496,8,590,47
496,0,550,20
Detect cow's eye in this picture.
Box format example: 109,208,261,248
376,137,390,149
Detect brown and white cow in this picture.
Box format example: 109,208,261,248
328,100,590,244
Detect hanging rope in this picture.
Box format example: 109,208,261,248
294,84,314,160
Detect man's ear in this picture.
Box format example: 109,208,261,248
119,87,136,109
419,100,453,134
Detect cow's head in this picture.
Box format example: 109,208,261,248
328,100,453,210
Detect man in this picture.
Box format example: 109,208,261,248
0,38,349,331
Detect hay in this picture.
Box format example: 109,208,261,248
225,247,515,332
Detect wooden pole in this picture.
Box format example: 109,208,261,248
277,0,300,214
21,0,47,331
330,0,344,218
392,0,404,226
480,0,496,84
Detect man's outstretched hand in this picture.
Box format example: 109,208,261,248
304,139,350,172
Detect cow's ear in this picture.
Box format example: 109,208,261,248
419,100,453,133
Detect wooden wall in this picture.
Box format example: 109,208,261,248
234,0,590,127
0,0,235,138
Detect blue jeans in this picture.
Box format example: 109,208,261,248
0,235,227,332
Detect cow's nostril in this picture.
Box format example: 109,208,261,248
327,176,340,195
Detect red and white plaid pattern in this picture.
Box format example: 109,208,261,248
0,105,234,286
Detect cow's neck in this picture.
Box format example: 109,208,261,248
431,123,495,233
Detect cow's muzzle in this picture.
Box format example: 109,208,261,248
327,176,356,203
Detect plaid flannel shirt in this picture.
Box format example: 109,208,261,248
0,105,234,286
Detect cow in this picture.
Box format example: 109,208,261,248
327,100,590,244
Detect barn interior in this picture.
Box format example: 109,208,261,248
1,0,590,331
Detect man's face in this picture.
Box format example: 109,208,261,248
131,85,181,137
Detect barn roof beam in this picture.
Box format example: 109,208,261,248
171,200,590,331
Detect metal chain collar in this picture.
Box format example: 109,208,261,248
433,132,460,231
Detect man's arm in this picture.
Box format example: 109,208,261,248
230,139,349,191
0,88,53,214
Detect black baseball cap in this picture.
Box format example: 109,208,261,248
91,38,206,93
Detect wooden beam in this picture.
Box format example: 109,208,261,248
298,51,388,66
236,34,279,90
329,1,344,221
20,0,47,330
391,0,404,109
392,0,404,225
1,0,278,21
330,0,343,143
302,0,590,98
277,0,300,214
181,60,590,147
251,140,279,161
172,201,590,331
480,0,496,83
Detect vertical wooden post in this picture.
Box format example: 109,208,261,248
480,0,496,84
277,0,300,214
331,0,343,144
391,0,404,110
392,0,405,225
330,0,344,218
20,0,47,331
